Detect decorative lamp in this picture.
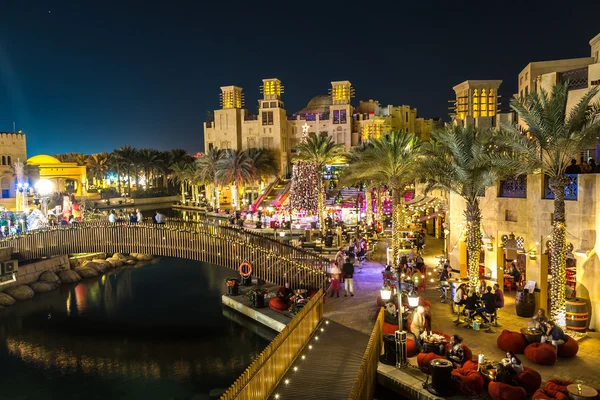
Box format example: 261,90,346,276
529,251,537,260
295,223,301,230
407,288,419,308
279,231,285,237
380,286,392,301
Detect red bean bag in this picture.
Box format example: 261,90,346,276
383,322,399,335
532,388,569,400
545,379,573,395
524,342,557,365
417,352,445,374
488,382,527,400
268,297,289,312
406,338,418,357
514,366,542,394
497,329,528,354
452,367,485,395
557,336,579,358
444,342,472,365
462,359,479,371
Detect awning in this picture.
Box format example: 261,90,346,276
415,210,445,223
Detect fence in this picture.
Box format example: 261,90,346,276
220,289,324,400
0,220,328,291
348,308,384,400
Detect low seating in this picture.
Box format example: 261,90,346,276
488,382,527,400
532,388,569,400
497,329,528,354
383,322,399,335
444,342,473,365
557,335,579,358
406,338,418,357
514,366,542,395
451,367,484,395
524,342,557,365
545,379,573,395
417,352,445,374
462,359,479,371
268,297,289,312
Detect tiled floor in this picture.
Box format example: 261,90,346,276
324,234,600,389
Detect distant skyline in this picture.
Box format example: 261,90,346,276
1,1,599,156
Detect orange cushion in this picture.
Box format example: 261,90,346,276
452,368,484,395
532,388,569,400
417,352,445,375
515,366,542,394
268,297,289,312
406,338,418,357
497,329,528,354
524,342,557,366
545,379,573,394
557,335,579,358
462,359,479,371
489,381,527,400
383,322,399,335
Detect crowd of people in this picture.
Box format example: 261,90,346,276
107,209,166,224
565,157,600,174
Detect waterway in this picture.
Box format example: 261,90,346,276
0,258,276,399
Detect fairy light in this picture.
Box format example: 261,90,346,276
301,355,306,360
274,394,280,399
293,366,298,372
284,379,290,385
308,345,312,350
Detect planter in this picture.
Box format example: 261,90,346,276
252,293,265,308
241,274,253,286
225,278,240,296
255,221,262,229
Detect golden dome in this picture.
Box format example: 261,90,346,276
27,154,62,165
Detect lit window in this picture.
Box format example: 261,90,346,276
262,111,274,126
333,110,340,124
488,89,495,117
480,89,487,116
340,110,347,124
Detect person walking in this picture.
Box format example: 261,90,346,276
342,257,355,297
154,210,166,224
136,208,143,223
329,262,341,298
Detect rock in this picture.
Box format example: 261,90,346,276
39,271,61,284
82,261,107,273
113,252,127,261
30,282,56,293
135,254,153,261
58,270,82,283
107,259,123,268
92,259,112,270
75,266,99,279
125,256,136,262
130,253,139,258
125,260,137,265
6,285,35,301
0,293,16,306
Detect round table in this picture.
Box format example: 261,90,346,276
520,327,542,343
567,384,598,400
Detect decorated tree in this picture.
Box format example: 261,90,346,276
289,161,319,214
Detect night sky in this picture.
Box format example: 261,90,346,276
1,1,599,156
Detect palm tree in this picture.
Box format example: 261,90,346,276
108,151,123,193
196,148,224,208
421,124,521,290
86,153,110,188
166,149,194,189
344,131,421,266
215,149,256,210
342,142,380,226
170,161,192,203
246,147,279,203
500,83,600,325
114,146,139,194
293,133,345,231
138,148,161,190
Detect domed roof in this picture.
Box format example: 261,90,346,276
27,154,61,165
297,94,332,115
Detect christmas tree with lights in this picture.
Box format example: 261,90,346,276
289,123,320,213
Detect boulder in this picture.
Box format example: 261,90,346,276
113,253,127,261
58,270,82,283
125,260,137,265
92,259,112,270
107,259,123,268
30,282,57,293
0,293,16,306
82,261,107,273
75,266,99,279
134,254,153,261
6,285,35,301
125,256,136,262
39,271,61,284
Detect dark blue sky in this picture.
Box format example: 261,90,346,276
1,0,599,156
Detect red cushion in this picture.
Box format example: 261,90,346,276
405,317,412,333
268,297,289,312
515,366,542,394
452,368,485,395
524,342,557,365
417,352,445,374
497,330,528,354
462,359,479,371
383,322,399,335
406,338,418,357
557,335,579,358
545,379,573,394
444,342,472,365
532,388,569,400
489,382,527,400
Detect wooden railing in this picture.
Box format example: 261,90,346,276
220,289,324,400
348,308,384,400
0,221,328,291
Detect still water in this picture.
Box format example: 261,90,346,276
0,258,276,400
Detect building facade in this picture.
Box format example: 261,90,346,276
0,132,27,199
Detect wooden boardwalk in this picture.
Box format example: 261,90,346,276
269,319,369,400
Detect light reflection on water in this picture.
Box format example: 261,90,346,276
0,258,275,399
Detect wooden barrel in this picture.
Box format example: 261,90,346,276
566,298,589,331
516,290,536,318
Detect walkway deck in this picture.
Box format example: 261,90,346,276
270,319,369,400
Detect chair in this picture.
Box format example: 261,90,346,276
504,276,513,292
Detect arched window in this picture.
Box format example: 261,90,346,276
1,156,5,165
7,156,11,165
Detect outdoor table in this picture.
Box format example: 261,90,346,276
479,361,497,382
567,383,598,400
520,327,543,343
422,335,447,355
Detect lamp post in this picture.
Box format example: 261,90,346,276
395,267,408,368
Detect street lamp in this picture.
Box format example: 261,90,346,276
380,286,392,301
395,267,408,368
35,179,53,217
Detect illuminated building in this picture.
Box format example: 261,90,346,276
27,154,88,196
449,80,502,129
0,131,27,206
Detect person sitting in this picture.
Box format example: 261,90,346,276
464,289,480,321
154,210,166,224
277,282,293,304
542,320,566,348
410,305,428,352
439,264,452,303
504,351,524,375
129,212,137,224
495,362,517,386
493,283,504,309
475,286,497,324
108,209,118,223
530,308,548,329
68,215,78,225
59,217,69,226
565,158,582,174
510,263,521,288
446,334,465,367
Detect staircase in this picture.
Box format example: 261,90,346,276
326,187,361,206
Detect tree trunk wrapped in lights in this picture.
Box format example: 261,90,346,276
549,176,568,327
365,187,373,226
376,188,383,224
391,186,406,267
316,178,325,232
465,200,482,290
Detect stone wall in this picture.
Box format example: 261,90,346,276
0,247,13,262
5,254,70,289
69,253,107,268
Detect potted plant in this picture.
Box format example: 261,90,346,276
225,278,240,296
246,287,269,308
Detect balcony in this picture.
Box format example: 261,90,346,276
544,174,578,201
559,67,589,91
499,176,527,198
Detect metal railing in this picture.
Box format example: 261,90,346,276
220,289,324,400
348,308,384,400
0,220,328,291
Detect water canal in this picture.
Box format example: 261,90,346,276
0,258,276,399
